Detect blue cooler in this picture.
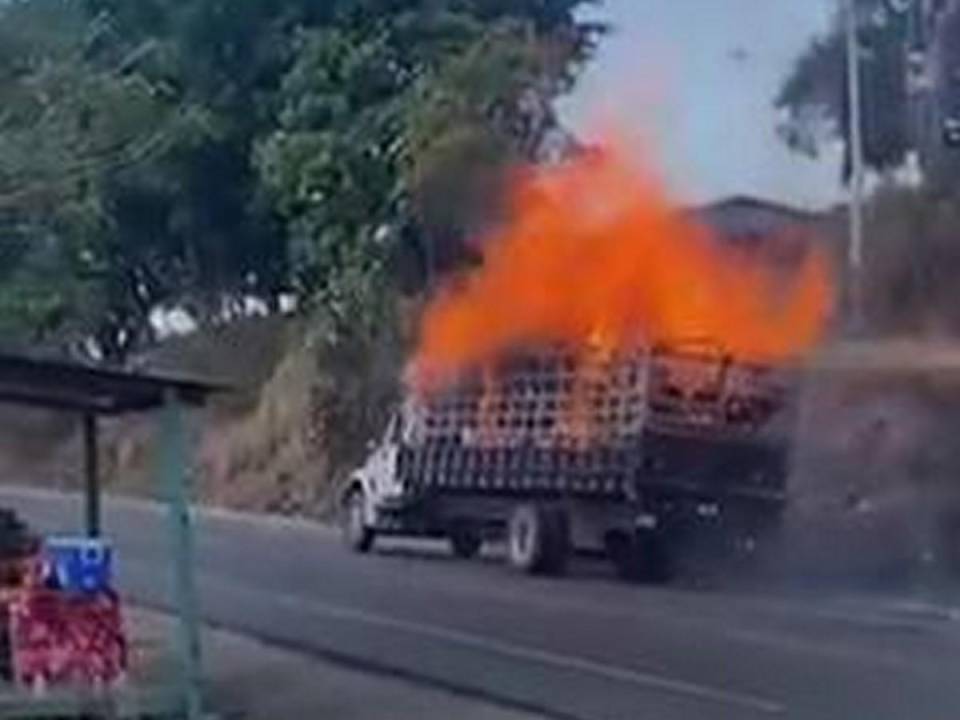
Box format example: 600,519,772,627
43,536,113,593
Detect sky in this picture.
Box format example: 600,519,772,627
560,0,841,209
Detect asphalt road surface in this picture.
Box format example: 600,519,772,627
2,487,959,720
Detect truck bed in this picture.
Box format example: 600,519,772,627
400,346,794,502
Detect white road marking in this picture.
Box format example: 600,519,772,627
199,573,785,715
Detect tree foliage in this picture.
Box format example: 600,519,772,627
0,0,202,357
255,2,600,311
0,0,599,360
776,0,910,181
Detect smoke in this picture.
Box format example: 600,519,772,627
776,369,960,589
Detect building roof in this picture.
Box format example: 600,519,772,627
689,195,828,242
697,195,825,224
0,352,227,415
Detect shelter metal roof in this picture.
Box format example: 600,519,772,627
0,352,226,415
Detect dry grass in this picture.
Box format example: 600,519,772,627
195,339,330,515
860,186,960,335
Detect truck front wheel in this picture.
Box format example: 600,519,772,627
507,504,569,576
342,488,376,554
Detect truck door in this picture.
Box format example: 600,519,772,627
372,414,405,499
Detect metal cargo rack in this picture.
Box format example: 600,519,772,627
402,344,791,496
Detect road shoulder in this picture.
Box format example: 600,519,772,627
131,609,540,720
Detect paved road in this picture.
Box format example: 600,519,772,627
3,488,960,720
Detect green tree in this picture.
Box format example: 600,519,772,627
79,0,306,323
776,0,910,181
256,1,599,322
0,0,317,355
0,0,200,358
0,0,599,362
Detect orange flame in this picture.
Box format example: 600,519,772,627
410,143,834,393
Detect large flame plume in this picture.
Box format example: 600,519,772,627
410,143,833,393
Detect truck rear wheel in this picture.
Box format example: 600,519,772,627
449,521,483,559
342,488,375,554
507,504,569,576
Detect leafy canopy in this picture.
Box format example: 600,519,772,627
776,0,909,181
0,0,600,359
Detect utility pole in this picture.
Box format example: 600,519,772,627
845,0,867,330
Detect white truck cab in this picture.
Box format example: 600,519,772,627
340,412,407,550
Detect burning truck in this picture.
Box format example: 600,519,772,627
342,343,796,579
340,144,832,580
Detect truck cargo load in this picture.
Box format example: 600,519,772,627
403,344,792,499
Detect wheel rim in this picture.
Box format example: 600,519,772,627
509,510,537,566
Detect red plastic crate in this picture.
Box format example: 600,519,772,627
8,588,128,690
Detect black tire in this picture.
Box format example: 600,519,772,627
507,504,570,576
449,522,483,560
341,487,375,554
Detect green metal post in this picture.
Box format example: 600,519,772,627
159,390,204,720
82,413,101,537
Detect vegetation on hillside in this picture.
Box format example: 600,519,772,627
0,0,601,363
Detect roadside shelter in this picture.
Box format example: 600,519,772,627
0,351,224,719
